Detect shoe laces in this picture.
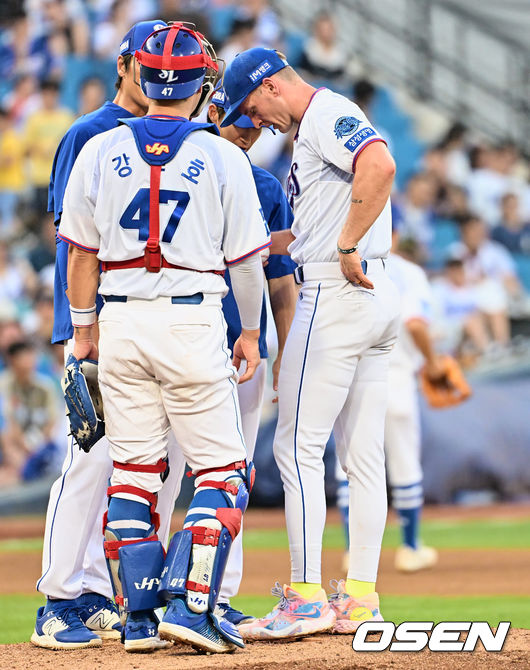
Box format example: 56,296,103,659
56,607,88,630
327,579,342,603
270,581,290,611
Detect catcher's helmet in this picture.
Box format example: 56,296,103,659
135,22,221,115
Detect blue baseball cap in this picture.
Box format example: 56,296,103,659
221,47,288,127
119,20,168,56
212,84,275,132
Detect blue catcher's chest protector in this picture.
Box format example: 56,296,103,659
106,116,220,273
120,115,219,165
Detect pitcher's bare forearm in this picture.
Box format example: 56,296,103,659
270,229,295,255
337,142,395,251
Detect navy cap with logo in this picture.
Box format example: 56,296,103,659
211,85,275,133
221,47,288,127
119,20,168,57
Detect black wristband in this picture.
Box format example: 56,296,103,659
337,244,358,255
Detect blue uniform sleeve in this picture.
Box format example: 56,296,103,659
252,165,296,280
48,125,93,223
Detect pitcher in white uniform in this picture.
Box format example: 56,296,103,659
336,224,439,573
222,48,400,639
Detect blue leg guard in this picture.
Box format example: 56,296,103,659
158,460,254,648
104,487,164,618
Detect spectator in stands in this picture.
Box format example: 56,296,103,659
0,239,37,306
435,184,470,222
39,0,90,58
449,214,522,347
299,11,354,91
438,121,471,187
219,15,256,65
0,340,59,486
24,79,74,220
28,214,57,276
4,73,40,130
431,257,490,358
78,76,106,115
492,193,530,255
0,303,24,371
466,142,527,228
393,172,438,250
352,78,392,150
0,107,24,238
243,0,281,47
93,0,134,60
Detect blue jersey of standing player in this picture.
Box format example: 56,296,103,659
222,164,295,357
49,101,135,344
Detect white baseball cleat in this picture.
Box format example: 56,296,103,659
394,544,438,572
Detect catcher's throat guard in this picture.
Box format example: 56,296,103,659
62,353,105,453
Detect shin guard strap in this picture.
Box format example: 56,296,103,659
195,460,247,477
186,581,210,594
196,480,239,495
192,526,221,546
104,534,160,560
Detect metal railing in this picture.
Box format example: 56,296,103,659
277,0,530,154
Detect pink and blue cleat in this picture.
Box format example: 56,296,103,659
238,582,336,641
328,579,384,634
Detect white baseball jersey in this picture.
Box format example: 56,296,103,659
286,88,391,266
58,125,269,298
386,253,433,374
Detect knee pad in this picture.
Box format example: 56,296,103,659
159,460,254,615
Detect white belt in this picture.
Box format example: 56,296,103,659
293,260,385,284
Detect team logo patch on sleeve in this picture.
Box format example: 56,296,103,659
344,127,376,152
334,116,360,139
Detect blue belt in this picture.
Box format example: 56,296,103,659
103,293,203,304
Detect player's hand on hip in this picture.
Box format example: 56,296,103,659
232,329,261,384
338,250,374,289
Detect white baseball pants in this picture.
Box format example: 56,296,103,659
273,262,400,584
97,297,247,490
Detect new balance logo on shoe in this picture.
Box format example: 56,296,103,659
86,611,113,630
42,617,66,636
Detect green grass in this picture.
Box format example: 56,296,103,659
0,594,44,644
242,518,530,551
3,593,528,645
0,538,44,553
1,516,529,644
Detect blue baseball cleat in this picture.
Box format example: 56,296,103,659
31,602,102,650
215,602,256,626
158,597,239,653
123,609,172,653
75,592,122,639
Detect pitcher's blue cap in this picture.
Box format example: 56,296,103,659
211,85,275,132
221,47,288,127
119,20,168,56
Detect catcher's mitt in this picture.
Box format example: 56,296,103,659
62,353,105,452
420,355,472,409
